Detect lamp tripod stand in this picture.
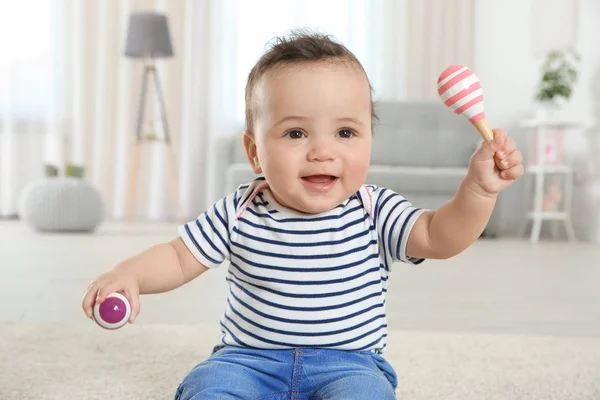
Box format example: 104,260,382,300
125,62,182,221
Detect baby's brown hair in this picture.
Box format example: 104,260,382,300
244,29,376,134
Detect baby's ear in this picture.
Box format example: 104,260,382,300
242,131,262,174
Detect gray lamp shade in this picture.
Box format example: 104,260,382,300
124,12,173,58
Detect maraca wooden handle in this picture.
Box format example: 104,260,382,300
472,118,494,141
473,118,505,170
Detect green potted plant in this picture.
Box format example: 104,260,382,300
534,48,580,120
44,163,85,179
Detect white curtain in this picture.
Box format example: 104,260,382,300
406,0,476,100
0,0,238,220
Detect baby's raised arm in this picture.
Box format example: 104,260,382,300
81,238,207,323
406,129,523,260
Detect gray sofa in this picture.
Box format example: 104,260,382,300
210,101,524,237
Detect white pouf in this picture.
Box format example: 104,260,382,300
18,178,104,232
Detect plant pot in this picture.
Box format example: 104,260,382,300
535,100,562,122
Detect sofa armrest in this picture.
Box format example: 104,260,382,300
205,133,236,206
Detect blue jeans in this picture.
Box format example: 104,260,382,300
175,346,398,400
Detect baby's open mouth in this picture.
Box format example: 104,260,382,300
302,175,337,184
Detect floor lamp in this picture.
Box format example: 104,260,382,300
123,11,181,221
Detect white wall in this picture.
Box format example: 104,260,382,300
473,1,538,129
473,0,600,239
473,0,600,130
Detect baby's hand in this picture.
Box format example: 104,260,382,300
466,128,524,197
81,271,140,324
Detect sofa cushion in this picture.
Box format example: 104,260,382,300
372,101,480,167
366,166,467,209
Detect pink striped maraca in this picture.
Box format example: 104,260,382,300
437,65,494,142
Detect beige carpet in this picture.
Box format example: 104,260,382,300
1,323,600,400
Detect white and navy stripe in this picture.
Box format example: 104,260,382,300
179,178,426,353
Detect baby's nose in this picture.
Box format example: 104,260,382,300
307,141,335,162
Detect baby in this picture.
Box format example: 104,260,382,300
82,31,523,400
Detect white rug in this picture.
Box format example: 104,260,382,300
1,323,600,400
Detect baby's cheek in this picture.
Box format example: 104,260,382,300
347,159,370,184
349,151,371,171
265,154,295,180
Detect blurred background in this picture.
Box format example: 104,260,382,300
1,0,599,240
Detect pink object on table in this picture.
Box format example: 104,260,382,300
529,129,564,165
93,292,131,330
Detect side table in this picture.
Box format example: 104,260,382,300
518,119,578,242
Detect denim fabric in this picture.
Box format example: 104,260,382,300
175,346,398,400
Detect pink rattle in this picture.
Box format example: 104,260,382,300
93,292,131,330
437,65,494,142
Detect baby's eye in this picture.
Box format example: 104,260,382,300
286,130,305,139
338,129,355,139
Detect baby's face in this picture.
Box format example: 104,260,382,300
246,61,372,214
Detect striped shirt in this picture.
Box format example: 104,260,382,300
179,177,426,353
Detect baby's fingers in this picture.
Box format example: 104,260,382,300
500,163,524,180
123,286,140,323
499,150,523,170
492,129,507,147
81,282,102,318
96,281,123,304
